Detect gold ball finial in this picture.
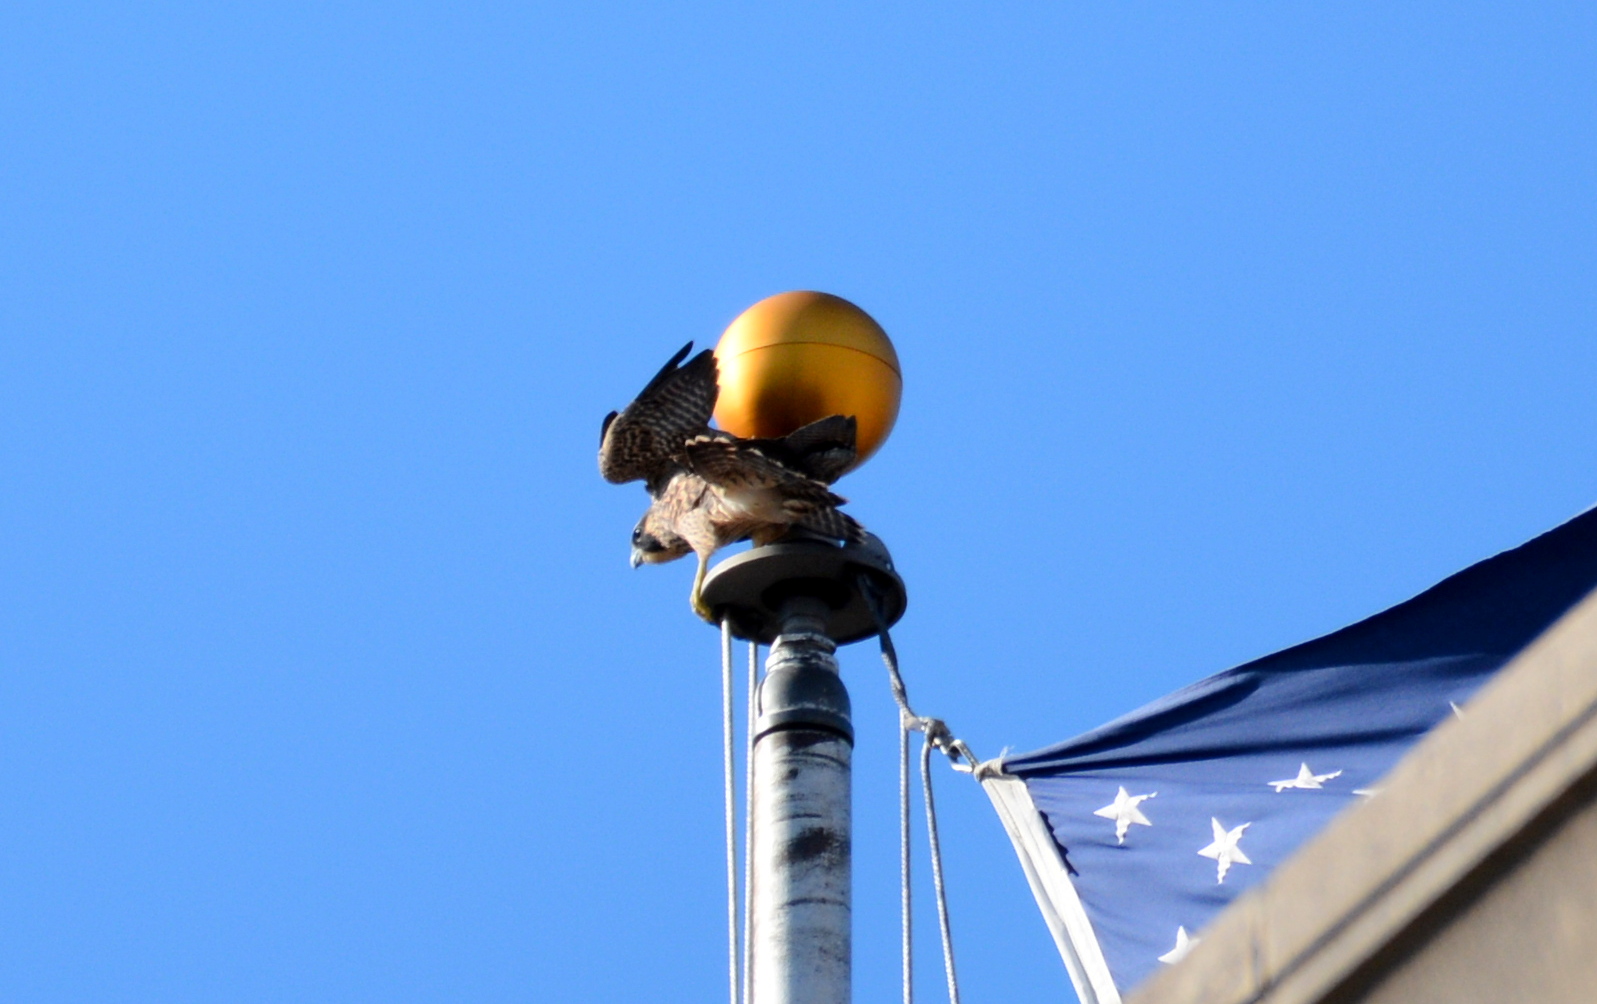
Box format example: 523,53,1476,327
713,291,901,470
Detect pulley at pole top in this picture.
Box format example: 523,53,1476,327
713,291,902,472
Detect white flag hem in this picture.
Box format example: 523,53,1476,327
981,770,1122,1004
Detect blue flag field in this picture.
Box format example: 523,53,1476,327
982,507,1597,1002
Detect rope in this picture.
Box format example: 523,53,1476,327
921,735,961,1004
861,576,971,1004
742,639,757,1004
900,711,914,1004
720,618,740,1004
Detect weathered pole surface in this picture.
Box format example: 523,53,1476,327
750,595,853,1004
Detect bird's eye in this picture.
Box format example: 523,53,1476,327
631,526,643,544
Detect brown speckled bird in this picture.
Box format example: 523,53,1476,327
598,342,865,618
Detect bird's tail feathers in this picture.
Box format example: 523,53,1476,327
798,506,866,545
744,415,858,484
779,414,855,452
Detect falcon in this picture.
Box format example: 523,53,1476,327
598,342,866,618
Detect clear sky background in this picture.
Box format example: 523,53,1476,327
5,4,1596,1002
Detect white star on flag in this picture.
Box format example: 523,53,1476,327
1158,926,1199,964
1198,817,1251,883
1269,763,1343,792
1093,786,1156,844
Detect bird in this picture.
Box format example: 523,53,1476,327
598,342,866,619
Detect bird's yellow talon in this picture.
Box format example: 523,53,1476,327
690,552,713,621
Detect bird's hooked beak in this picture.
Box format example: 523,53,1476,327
630,546,645,569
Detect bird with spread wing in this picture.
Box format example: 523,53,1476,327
598,342,866,619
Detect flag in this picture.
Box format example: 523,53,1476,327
982,507,1597,1003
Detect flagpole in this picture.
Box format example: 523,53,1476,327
751,593,853,1004
703,537,906,1004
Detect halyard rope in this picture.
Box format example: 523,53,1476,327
743,639,757,1004
921,733,960,1004
900,709,914,1004
720,618,740,1004
722,580,977,1004
863,575,973,1004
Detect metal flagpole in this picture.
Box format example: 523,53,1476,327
750,594,853,1003
598,292,905,1003
701,536,907,1004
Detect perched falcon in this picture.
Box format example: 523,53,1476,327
598,342,866,618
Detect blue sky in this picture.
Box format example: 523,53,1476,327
4,4,1595,1001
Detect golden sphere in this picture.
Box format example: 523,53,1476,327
713,291,901,470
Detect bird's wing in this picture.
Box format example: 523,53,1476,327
598,343,719,488
685,437,866,545
683,437,845,505
744,415,858,484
